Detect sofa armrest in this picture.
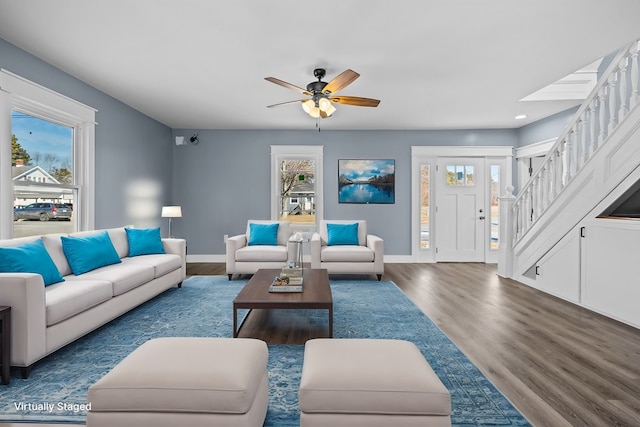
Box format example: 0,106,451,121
367,234,385,273
310,233,322,269
226,234,247,273
162,238,187,280
0,273,47,367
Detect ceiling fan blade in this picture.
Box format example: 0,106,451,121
267,99,307,108
265,77,312,96
331,96,380,107
322,69,359,95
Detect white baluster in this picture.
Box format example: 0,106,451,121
608,73,618,134
532,173,540,220
630,41,640,108
598,86,607,145
564,135,573,184
549,152,557,201
556,145,564,192
589,99,598,154
513,203,520,244
619,54,629,120
574,122,582,172
541,165,549,212
582,109,591,162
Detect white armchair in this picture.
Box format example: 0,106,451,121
226,220,291,279
311,220,384,280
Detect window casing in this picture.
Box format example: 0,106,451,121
0,69,96,238
270,145,323,236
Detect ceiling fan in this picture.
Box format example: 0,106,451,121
265,68,380,119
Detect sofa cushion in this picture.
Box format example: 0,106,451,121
236,245,288,262
62,231,122,275
45,279,113,326
248,223,279,246
122,254,182,278
320,245,375,263
66,262,155,296
0,239,64,286
125,227,165,256
69,227,129,259
327,223,359,246
41,234,72,276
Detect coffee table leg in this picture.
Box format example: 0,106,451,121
328,305,333,338
233,305,238,338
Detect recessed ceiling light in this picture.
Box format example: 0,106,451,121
515,114,527,120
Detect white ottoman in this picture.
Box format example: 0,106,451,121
87,337,268,427
299,339,451,427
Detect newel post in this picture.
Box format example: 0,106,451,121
497,185,515,279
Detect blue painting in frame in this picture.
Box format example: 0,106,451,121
338,159,395,204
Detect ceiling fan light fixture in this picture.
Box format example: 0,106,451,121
302,99,320,118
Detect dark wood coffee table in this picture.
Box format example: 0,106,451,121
233,268,333,338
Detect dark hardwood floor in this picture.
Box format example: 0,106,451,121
4,262,640,427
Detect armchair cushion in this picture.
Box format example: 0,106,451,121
245,220,290,246
236,246,288,262
248,223,279,246
319,220,367,246
321,245,375,263
326,223,359,246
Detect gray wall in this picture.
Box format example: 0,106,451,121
516,106,578,147
171,129,517,256
0,38,173,231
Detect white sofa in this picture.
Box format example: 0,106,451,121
226,220,291,279
0,226,186,378
311,220,384,280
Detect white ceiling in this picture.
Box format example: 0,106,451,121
1,0,639,131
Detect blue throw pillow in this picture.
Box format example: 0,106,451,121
0,239,64,286
248,223,279,246
61,231,122,275
126,227,165,257
327,223,359,246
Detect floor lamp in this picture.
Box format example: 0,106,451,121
161,206,182,238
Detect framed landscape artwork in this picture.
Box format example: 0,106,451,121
338,159,395,204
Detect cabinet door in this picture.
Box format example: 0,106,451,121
535,228,581,303
582,221,640,328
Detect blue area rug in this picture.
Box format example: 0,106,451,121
0,276,530,426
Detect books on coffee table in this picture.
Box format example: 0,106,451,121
269,275,304,293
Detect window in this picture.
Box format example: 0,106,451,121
420,163,430,249
0,69,96,239
11,111,76,236
271,145,323,235
490,164,500,250
446,165,475,186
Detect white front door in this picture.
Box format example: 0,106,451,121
435,158,485,262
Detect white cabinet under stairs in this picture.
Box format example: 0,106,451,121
520,218,640,329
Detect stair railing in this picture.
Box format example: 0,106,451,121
511,38,640,247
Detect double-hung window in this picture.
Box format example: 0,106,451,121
0,69,96,238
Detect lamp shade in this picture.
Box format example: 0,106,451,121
161,206,182,218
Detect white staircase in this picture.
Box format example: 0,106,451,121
499,37,640,327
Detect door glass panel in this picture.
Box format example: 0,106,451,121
279,159,315,225
490,164,500,250
12,111,75,237
420,164,430,249
446,165,475,186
